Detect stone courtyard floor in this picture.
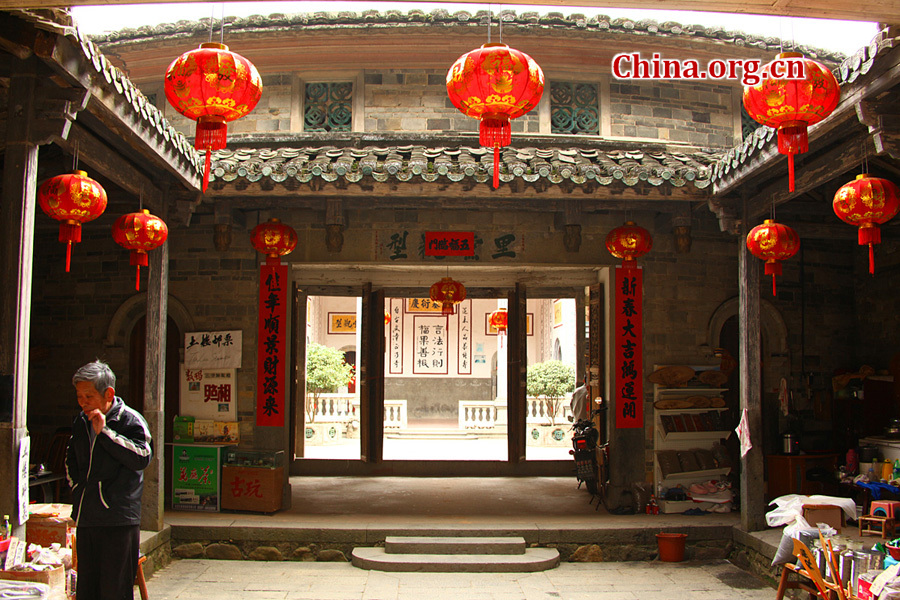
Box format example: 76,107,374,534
145,557,774,600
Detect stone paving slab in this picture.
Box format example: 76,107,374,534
145,558,775,599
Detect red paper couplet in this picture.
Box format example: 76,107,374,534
257,264,287,427
614,265,643,429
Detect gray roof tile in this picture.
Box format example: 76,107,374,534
208,145,715,190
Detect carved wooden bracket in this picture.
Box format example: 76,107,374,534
856,99,900,159
707,197,741,235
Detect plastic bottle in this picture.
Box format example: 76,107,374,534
1,515,10,541
647,495,659,515
893,459,900,481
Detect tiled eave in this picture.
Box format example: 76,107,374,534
209,145,716,191
88,8,843,64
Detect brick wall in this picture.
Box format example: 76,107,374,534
609,81,735,148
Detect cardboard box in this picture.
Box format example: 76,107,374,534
0,565,66,600
26,504,74,549
803,504,843,532
221,465,283,513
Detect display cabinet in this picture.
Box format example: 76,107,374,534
221,449,285,513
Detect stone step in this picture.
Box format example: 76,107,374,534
351,547,560,572
385,429,477,440
385,536,526,555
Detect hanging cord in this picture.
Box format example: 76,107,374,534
499,5,503,43
139,186,143,212
487,5,492,44
208,4,214,43
72,140,79,172
220,2,225,45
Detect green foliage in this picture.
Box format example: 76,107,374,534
306,343,354,423
527,361,575,425
527,360,575,399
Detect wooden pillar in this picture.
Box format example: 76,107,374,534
290,282,307,460
140,215,167,532
506,283,526,463
360,284,384,463
0,63,40,536
739,207,766,531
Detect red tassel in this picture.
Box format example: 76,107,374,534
869,244,875,275
788,153,795,192
203,151,211,193
772,274,777,296
65,242,72,273
764,260,782,296
493,147,499,189
135,265,141,291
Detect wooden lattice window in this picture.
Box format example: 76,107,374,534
304,82,353,132
550,82,599,135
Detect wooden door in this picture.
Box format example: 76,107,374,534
360,285,385,462
507,283,527,463
291,282,307,459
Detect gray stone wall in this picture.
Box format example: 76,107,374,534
609,81,735,148
386,377,493,419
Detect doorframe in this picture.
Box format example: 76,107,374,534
289,265,603,477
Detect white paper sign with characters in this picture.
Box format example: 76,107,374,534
184,330,242,369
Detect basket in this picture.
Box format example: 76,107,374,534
887,543,900,560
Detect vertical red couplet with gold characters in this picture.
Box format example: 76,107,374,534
614,265,643,429
257,264,287,427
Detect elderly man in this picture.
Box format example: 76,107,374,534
65,360,152,600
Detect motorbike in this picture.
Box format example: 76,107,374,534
569,406,608,506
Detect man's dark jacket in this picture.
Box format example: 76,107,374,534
65,397,152,527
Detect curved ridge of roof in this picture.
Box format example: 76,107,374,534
208,144,716,190
85,8,843,63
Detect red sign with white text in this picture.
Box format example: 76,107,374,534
614,266,643,429
257,264,287,427
425,231,475,256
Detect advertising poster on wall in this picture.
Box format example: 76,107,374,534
184,330,242,369
172,444,231,512
180,367,236,420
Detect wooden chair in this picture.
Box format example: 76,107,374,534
775,538,849,600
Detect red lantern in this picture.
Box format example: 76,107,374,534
37,170,108,272
605,221,653,268
447,43,544,189
429,277,467,316
165,43,263,192
833,174,900,275
489,308,508,335
250,218,297,265
743,52,840,192
111,209,168,291
746,219,800,296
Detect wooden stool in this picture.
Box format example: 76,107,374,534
859,514,897,539
135,554,149,600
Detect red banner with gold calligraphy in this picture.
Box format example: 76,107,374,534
614,265,643,429
424,231,475,256
257,264,287,427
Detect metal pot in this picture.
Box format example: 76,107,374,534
886,419,900,439
782,433,799,455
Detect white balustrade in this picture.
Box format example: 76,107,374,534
458,401,498,429
526,396,572,426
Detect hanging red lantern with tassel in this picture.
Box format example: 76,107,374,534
165,42,263,192
250,218,297,265
429,276,467,316
833,174,900,275
447,43,544,189
37,170,108,272
605,221,653,269
111,209,168,291
746,219,799,296
743,52,840,192
489,307,508,347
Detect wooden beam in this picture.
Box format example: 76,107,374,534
2,0,896,23
62,123,165,210
745,132,874,220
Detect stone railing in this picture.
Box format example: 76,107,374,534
307,394,406,429
458,401,498,429
526,396,572,426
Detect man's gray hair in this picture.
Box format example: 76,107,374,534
72,360,116,394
